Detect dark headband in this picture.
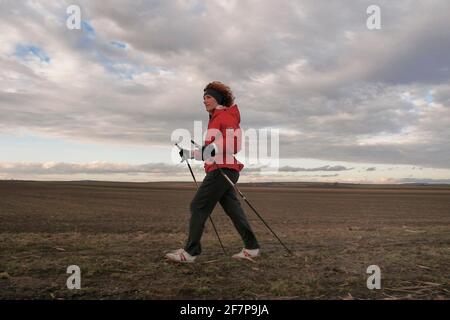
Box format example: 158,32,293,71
204,88,225,105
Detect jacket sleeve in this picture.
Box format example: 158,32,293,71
204,114,242,156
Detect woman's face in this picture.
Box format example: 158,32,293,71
203,94,219,112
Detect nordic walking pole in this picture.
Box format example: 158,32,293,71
216,163,292,255
175,142,227,254
191,139,292,255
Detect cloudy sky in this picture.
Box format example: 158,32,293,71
1,0,449,183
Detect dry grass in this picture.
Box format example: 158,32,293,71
0,180,449,299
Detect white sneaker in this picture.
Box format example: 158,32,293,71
232,248,260,260
165,248,197,263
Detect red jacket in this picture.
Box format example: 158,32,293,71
203,104,244,173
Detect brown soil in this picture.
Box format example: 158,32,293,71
0,180,449,299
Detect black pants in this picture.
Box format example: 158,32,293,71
185,168,260,256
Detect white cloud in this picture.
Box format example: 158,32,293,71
0,0,449,181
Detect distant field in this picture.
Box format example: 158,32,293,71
0,180,449,299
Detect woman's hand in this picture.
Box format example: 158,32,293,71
179,146,215,161
193,149,203,161
178,148,193,161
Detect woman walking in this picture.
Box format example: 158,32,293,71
165,81,260,263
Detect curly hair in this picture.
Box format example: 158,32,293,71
204,81,235,107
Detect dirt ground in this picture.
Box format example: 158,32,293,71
0,180,449,300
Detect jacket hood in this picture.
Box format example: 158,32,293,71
227,104,241,123
211,104,241,123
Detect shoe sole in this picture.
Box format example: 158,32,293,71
165,255,195,264
232,255,258,262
